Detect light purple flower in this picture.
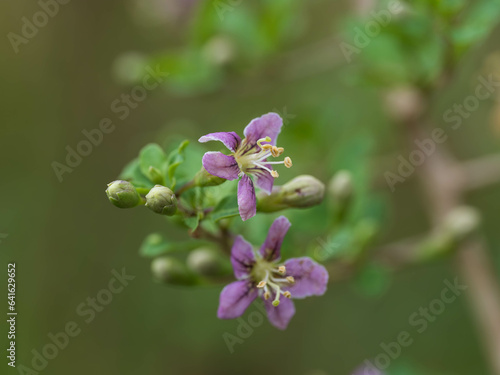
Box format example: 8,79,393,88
199,113,293,221
217,216,329,330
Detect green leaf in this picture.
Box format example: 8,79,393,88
166,140,190,189
452,0,500,56
210,195,240,221
119,158,154,188
139,143,167,184
183,213,201,231
139,233,207,258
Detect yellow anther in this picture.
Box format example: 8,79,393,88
271,170,279,178
284,157,293,168
257,137,272,149
271,146,280,157
257,281,267,288
286,276,295,284
264,292,271,300
283,291,291,299
278,266,286,275
276,147,285,156
262,144,273,151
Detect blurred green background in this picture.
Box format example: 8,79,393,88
1,0,500,374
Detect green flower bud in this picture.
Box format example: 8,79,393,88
151,257,197,286
145,185,177,216
186,248,230,277
194,168,226,188
328,170,354,202
106,180,141,208
257,175,325,212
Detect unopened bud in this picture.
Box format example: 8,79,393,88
151,257,197,285
186,248,230,277
106,180,141,208
194,168,226,187
281,175,325,207
257,175,325,212
145,185,177,216
328,170,353,202
443,206,481,241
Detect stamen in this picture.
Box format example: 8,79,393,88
271,171,279,178
286,276,295,284
271,146,280,157
264,291,271,300
257,281,267,288
283,291,291,299
278,266,286,275
276,147,284,156
257,137,272,149
284,157,293,168
272,286,281,307
262,144,273,152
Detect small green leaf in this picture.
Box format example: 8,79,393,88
139,233,207,258
183,214,201,231
119,158,153,188
139,143,167,183
148,166,165,185
211,195,240,221
165,140,190,190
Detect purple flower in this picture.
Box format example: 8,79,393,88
199,113,293,221
217,216,329,330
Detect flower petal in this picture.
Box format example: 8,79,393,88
284,257,329,299
259,216,291,261
231,236,256,279
217,281,257,319
263,295,295,330
199,132,242,153
253,167,274,195
238,174,257,221
202,152,240,181
243,113,283,146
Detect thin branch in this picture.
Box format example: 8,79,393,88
461,153,500,191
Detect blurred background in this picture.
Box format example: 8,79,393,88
1,0,500,374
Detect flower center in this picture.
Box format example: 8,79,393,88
234,137,292,178
252,257,295,307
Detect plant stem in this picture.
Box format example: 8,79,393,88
406,108,500,375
